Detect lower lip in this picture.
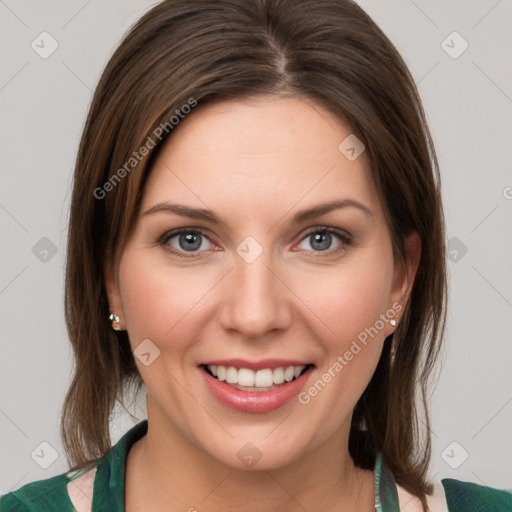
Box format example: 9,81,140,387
201,366,314,413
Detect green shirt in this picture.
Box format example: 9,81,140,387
1,420,511,511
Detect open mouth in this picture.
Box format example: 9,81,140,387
201,364,314,392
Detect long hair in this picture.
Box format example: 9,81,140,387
62,1,446,509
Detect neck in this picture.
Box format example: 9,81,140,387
125,405,375,512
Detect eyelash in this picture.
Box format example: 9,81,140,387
158,227,352,259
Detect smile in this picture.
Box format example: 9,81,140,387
204,364,310,390
199,362,315,413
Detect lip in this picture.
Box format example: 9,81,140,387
200,358,312,371
200,364,314,413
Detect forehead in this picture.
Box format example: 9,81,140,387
141,96,382,222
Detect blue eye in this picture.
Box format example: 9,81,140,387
160,229,214,257
159,227,351,259
297,228,351,253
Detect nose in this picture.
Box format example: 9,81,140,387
218,252,292,339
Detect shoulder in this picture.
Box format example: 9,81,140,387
0,421,148,512
0,465,98,512
0,471,75,512
396,478,512,512
441,477,512,511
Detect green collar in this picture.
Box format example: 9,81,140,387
92,420,148,511
374,450,400,511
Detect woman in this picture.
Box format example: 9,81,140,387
1,0,510,511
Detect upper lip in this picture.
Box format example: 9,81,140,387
200,359,313,371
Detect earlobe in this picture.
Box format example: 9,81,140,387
391,231,422,310
103,259,124,329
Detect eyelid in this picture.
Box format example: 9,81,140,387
299,225,352,244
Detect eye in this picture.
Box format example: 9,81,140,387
297,227,351,254
159,228,215,257
159,226,351,259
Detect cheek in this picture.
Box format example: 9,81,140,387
119,242,394,348
296,251,394,393
297,254,393,342
292,257,394,422
118,250,212,351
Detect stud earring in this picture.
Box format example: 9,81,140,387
109,313,122,331
389,318,397,327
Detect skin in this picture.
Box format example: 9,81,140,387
105,95,421,511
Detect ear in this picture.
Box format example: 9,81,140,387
104,258,125,329
389,231,421,319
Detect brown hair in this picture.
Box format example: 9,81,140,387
62,0,446,508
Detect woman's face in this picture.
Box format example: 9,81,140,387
106,96,417,470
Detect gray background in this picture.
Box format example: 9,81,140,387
1,0,511,496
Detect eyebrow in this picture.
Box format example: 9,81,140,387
142,199,373,225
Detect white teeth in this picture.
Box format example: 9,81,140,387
206,364,307,388
254,369,273,387
238,368,255,387
226,367,238,384
273,367,285,384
